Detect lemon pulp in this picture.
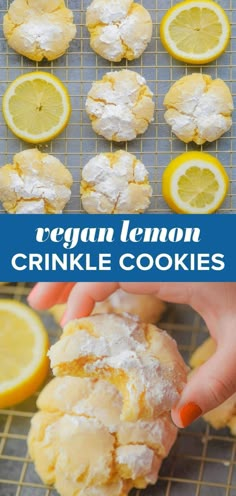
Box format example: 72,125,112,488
10,80,64,134
0,300,49,408
162,152,229,214
160,1,231,64
169,7,223,54
177,166,220,208
3,72,71,144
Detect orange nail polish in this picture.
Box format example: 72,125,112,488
179,402,202,427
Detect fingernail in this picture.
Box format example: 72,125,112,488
179,402,202,427
27,285,39,305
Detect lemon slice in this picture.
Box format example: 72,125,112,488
2,72,71,144
160,0,231,64
0,299,49,409
162,152,229,214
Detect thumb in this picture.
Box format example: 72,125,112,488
171,345,236,428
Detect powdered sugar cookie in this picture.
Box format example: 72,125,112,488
0,149,73,214
28,376,177,495
86,0,152,62
85,70,155,142
49,313,188,422
81,150,152,214
3,0,76,62
164,73,233,145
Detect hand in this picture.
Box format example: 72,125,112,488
28,282,236,429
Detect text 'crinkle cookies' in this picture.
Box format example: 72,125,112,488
49,313,188,422
3,0,76,61
164,73,233,145
28,376,177,496
0,149,73,214
81,150,152,214
85,70,155,141
86,0,153,62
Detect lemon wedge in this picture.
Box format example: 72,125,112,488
162,152,229,214
0,299,49,409
2,72,71,144
160,0,231,64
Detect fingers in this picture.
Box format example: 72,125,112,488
28,283,75,310
120,282,196,304
59,282,197,325
55,283,76,304
61,282,119,325
172,344,236,428
28,282,236,329
121,283,236,329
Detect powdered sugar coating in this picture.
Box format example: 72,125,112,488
28,376,177,495
86,70,155,142
81,150,152,214
0,149,73,214
164,73,233,145
3,0,76,61
86,0,152,62
49,313,188,421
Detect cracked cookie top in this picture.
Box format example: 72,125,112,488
28,376,177,496
48,313,188,422
3,0,76,62
0,148,73,214
86,0,152,62
80,150,152,214
164,73,233,145
85,70,155,142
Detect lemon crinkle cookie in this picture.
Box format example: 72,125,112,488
3,0,76,62
49,313,188,422
81,150,152,214
164,73,233,145
86,0,152,62
49,289,166,325
28,376,178,496
190,338,236,435
0,149,73,214
86,70,155,141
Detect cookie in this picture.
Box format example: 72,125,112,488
49,313,188,421
85,70,155,141
28,376,177,495
81,151,152,213
0,149,73,214
164,74,233,145
86,0,152,62
3,0,76,61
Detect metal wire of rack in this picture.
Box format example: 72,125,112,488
0,0,236,213
0,283,236,496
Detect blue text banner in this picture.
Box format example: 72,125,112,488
0,214,234,282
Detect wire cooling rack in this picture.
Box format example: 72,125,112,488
0,0,236,213
0,283,236,496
